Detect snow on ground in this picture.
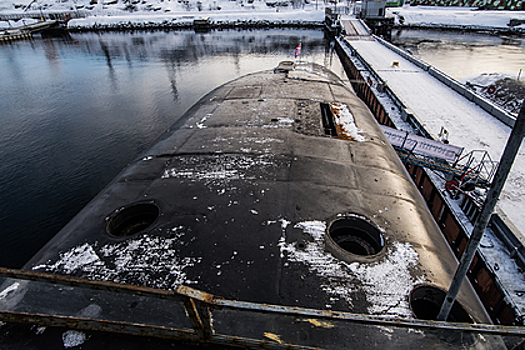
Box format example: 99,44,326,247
464,72,517,87
0,0,293,14
0,0,327,28
1,0,525,31
66,9,324,29
388,5,525,30
0,17,37,29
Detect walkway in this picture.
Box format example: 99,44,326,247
340,18,373,39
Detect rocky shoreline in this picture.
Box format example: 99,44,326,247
67,18,322,31
393,22,525,35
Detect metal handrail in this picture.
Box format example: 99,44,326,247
0,267,524,348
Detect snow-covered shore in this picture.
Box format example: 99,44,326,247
65,9,324,30
1,0,327,30
389,6,525,32
1,0,525,32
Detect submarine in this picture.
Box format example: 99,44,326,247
0,61,510,349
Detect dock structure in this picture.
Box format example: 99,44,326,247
0,11,86,22
0,20,58,43
340,18,373,40
0,31,32,42
335,22,525,326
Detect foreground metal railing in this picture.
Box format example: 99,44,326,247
0,267,524,349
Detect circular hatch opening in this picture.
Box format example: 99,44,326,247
410,286,473,323
328,216,384,256
106,203,160,237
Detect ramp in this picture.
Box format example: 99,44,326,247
381,125,497,186
340,19,373,40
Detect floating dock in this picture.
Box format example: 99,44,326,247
0,20,58,43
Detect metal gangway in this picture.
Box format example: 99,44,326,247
381,125,498,187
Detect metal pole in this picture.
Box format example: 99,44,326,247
437,101,525,321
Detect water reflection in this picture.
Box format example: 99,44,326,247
99,39,118,88
43,39,60,63
500,36,522,47
391,29,525,80
0,29,342,268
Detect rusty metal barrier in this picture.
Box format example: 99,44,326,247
0,267,524,349
334,36,525,327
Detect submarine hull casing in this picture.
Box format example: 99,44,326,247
0,62,498,349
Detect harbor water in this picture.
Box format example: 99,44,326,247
391,28,525,81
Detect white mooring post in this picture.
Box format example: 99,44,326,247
437,101,525,321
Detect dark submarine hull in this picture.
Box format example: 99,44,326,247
0,62,506,349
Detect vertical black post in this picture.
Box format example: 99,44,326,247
437,101,525,321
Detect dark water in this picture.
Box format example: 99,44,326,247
391,29,525,81
0,29,344,268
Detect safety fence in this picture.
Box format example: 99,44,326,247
0,267,524,349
